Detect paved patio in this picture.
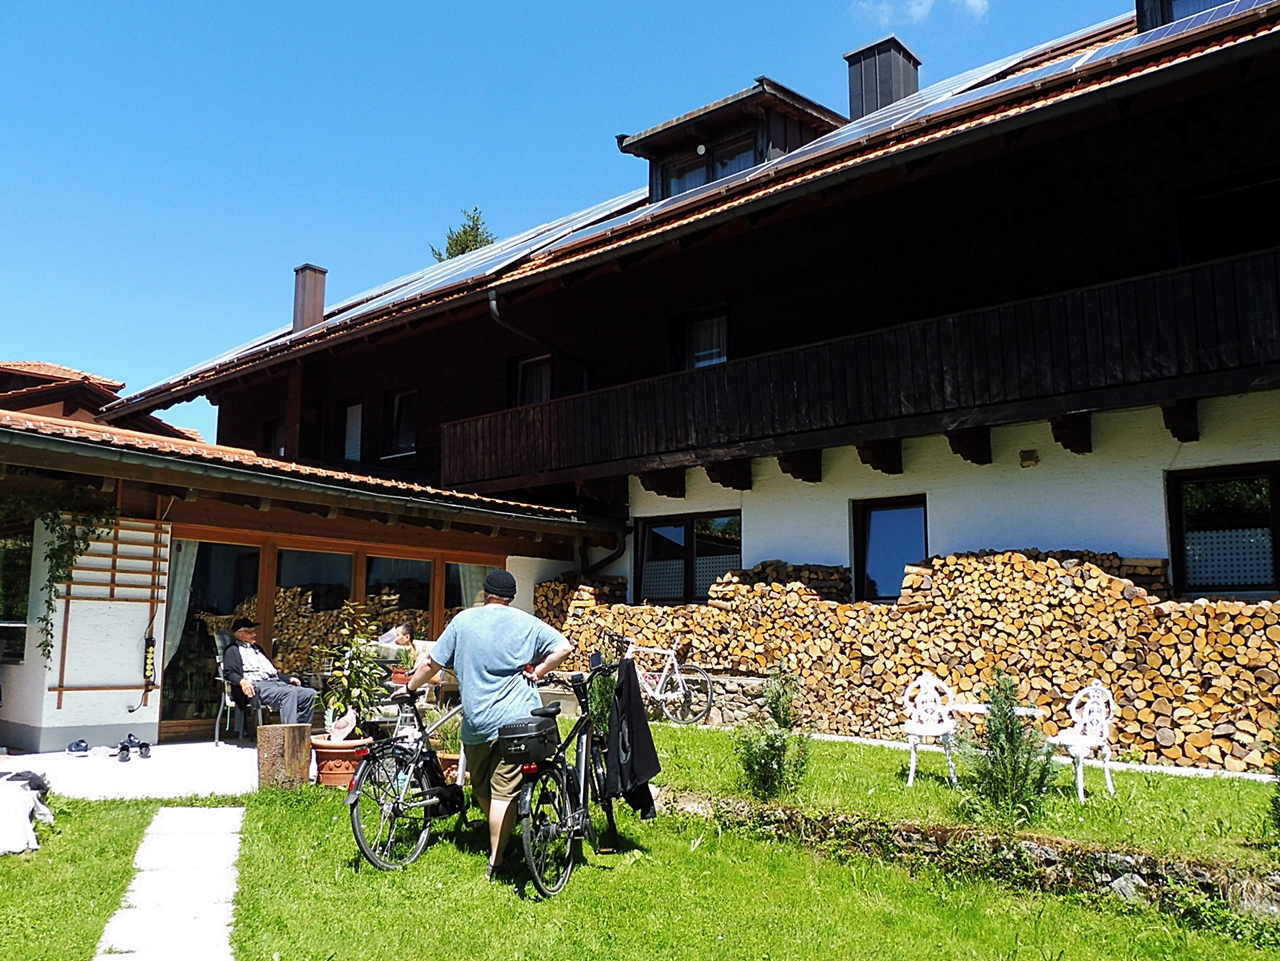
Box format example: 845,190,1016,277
0,741,284,800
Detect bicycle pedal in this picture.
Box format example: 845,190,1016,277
597,846,617,855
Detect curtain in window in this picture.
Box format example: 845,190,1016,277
163,539,198,668
686,317,727,368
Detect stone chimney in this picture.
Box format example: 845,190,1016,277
292,264,328,333
843,36,922,122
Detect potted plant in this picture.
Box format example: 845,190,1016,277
311,602,385,787
389,644,416,686
427,710,464,782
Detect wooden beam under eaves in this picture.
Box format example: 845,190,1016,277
777,449,823,483
946,427,992,465
638,467,685,499
856,438,902,475
1049,413,1092,454
704,458,752,491
1162,398,1199,443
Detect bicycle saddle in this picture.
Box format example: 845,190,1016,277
531,702,561,718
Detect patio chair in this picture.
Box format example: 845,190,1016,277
1047,679,1117,803
214,630,265,745
902,671,958,788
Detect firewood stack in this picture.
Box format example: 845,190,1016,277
548,551,1276,772
533,573,628,632
715,560,852,602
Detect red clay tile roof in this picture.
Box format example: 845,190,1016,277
0,361,124,392
0,409,577,519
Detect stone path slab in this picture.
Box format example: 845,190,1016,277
93,806,245,961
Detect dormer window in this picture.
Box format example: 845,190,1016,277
619,78,846,204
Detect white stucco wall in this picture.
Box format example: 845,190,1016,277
625,391,1280,592
506,555,577,614
0,521,170,753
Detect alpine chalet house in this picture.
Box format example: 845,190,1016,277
108,1,1280,615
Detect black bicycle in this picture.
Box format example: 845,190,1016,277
347,691,467,870
501,658,618,897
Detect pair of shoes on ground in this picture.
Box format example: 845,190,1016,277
65,735,150,760
486,839,523,881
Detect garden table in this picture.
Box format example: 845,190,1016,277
950,703,1046,717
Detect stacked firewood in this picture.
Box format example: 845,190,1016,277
532,573,628,632
716,560,852,602
201,586,345,675
551,552,1276,772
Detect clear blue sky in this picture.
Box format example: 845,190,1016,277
0,1,1130,441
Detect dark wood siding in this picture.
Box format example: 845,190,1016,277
442,248,1280,486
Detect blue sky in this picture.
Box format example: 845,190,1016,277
0,1,1130,441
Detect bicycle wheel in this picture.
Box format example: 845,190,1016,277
350,750,431,870
659,663,713,724
589,742,617,839
520,767,574,897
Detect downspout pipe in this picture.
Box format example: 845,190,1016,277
489,290,591,393
582,525,631,575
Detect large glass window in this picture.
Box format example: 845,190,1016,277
1170,466,1278,596
0,522,33,663
713,139,755,180
517,355,552,406
367,556,433,641
163,543,260,721
852,496,927,602
664,156,709,198
275,549,353,673
638,513,742,604
444,563,503,628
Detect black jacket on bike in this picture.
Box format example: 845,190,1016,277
605,658,660,818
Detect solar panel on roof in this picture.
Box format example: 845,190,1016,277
1076,0,1275,67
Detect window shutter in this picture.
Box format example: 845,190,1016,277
344,404,363,461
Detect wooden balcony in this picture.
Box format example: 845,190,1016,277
441,249,1280,491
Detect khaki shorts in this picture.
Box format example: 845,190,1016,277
463,739,523,801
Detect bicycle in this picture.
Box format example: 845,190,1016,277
346,691,468,870
601,629,713,724
504,657,618,897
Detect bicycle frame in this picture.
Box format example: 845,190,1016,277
622,640,687,704
516,668,610,837
347,699,466,812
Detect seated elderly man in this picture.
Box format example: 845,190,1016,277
221,618,318,726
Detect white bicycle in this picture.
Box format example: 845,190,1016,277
602,630,713,724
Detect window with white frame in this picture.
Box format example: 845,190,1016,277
0,524,33,663
685,316,727,369
516,355,552,406
386,390,417,456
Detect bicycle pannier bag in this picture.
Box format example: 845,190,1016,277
496,716,559,762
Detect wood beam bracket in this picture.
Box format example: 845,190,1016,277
1049,413,1092,455
256,497,272,512
100,476,117,493
182,488,199,502
946,427,992,465
777,449,823,484
638,468,686,499
856,438,903,475
704,458,753,491
1161,398,1200,443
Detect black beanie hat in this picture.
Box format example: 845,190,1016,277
482,569,517,599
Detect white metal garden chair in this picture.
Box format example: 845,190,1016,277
902,672,958,788
1047,679,1117,803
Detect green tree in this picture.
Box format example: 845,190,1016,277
430,206,496,262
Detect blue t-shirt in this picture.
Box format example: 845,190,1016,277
430,603,570,745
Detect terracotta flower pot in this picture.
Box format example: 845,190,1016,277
435,750,462,783
311,734,374,788
390,668,410,685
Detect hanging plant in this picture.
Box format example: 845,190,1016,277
0,481,118,661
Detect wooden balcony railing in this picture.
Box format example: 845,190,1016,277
441,249,1280,488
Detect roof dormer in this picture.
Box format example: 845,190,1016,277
617,77,846,203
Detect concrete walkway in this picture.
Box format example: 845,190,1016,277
94,806,245,961
4,742,265,800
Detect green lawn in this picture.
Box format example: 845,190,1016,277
229,787,1267,961
651,725,1278,866
0,796,158,961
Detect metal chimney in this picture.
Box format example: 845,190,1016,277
843,36,922,122
292,264,328,333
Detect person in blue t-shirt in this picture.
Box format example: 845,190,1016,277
399,568,572,880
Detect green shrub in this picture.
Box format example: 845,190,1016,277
962,670,1057,826
733,724,810,799
734,668,810,799
763,669,801,730
588,668,616,734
